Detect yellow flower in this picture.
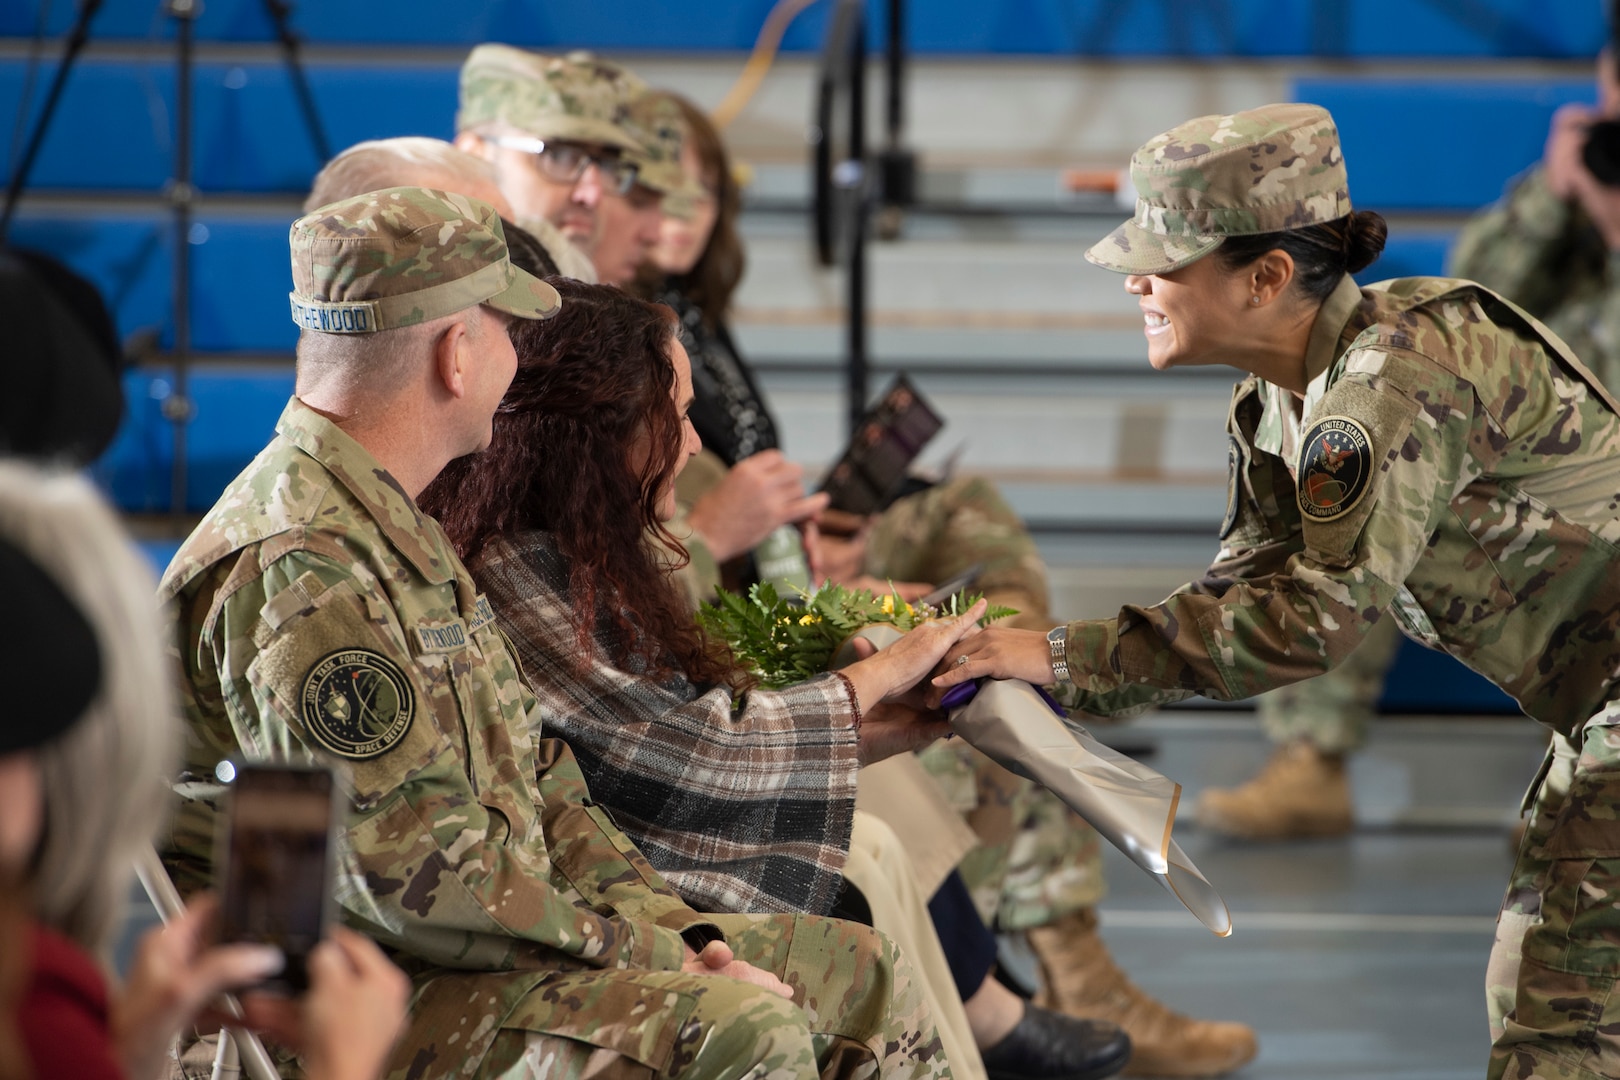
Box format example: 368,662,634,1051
881,595,895,614
799,613,819,625
904,602,914,616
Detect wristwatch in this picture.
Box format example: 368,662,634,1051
1046,625,1071,684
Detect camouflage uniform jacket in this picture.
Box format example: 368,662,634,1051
161,399,720,1020
1053,274,1620,738
1449,165,1620,393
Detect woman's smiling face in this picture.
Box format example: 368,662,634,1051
1124,252,1257,372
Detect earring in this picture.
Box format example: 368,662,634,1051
1251,296,1261,305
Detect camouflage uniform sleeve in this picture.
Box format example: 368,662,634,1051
202,547,688,973
1448,167,1580,321
1058,351,1475,708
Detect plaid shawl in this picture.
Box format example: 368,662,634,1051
472,531,859,916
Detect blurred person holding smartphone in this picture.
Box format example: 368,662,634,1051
0,463,407,1080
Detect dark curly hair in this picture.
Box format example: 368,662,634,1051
423,278,732,687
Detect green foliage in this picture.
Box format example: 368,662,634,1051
698,582,1017,689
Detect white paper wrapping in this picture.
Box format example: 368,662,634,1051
844,625,1231,936
949,678,1231,936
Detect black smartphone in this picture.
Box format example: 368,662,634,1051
215,761,341,995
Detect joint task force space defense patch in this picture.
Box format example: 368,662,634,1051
301,648,414,759
1297,415,1374,523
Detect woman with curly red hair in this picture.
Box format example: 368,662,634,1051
420,277,1132,1080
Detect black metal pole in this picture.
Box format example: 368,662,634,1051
165,0,199,514
261,0,331,162
846,181,868,439
0,0,105,245
845,2,869,438
885,0,903,150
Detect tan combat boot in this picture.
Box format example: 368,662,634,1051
1195,740,1353,840
1028,909,1257,1077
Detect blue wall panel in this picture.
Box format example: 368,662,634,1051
0,0,1605,57
1,60,458,194
95,366,294,513
1294,78,1592,212
1359,232,1455,282
10,212,296,354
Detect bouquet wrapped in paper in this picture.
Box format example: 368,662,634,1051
700,583,1231,936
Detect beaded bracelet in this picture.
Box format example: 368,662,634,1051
830,670,863,732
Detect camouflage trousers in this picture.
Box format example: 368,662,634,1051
1253,617,1402,754
1488,701,1620,1080
402,912,950,1080
866,476,1053,633
917,739,1104,932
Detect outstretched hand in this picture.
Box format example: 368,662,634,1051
926,625,1057,707
838,598,988,712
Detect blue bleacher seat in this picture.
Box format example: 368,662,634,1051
1380,637,1520,715
94,365,294,512
0,0,1605,57
1294,77,1593,212
9,211,296,354
1359,232,1456,283
1,59,457,194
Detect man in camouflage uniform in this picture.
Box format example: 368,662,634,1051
1200,44,1620,845
160,186,949,1080
454,45,698,287
934,102,1620,1080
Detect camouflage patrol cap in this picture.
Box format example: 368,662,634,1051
288,187,561,334
457,44,642,155
620,87,705,218
1087,103,1352,276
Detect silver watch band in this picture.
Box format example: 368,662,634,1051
1048,627,1070,684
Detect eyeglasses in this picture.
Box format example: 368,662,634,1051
487,135,640,197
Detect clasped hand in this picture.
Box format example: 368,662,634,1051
837,599,987,763
924,626,1058,708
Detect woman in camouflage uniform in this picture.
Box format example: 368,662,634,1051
934,102,1620,1080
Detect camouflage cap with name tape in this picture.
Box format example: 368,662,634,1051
1087,102,1352,276
288,186,561,334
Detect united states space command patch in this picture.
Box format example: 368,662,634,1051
1297,415,1374,523
300,648,414,759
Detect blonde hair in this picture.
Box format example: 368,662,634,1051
0,464,179,958
304,137,501,212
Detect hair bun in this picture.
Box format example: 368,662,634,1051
1343,210,1388,275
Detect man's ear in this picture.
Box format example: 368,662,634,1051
434,319,472,400
454,130,492,160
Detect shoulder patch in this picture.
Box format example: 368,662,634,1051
300,648,415,759
1220,434,1243,540
1297,415,1374,523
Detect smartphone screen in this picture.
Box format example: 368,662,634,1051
216,763,339,995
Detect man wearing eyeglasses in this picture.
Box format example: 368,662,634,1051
455,45,697,286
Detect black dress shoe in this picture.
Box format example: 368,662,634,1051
980,1003,1132,1080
